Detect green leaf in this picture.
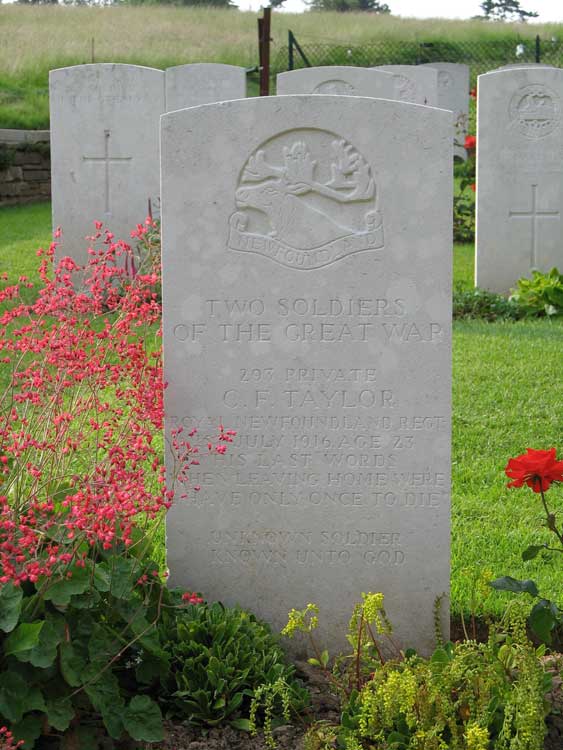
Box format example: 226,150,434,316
92,563,112,593
430,648,450,667
108,557,141,599
88,624,121,664
83,666,125,740
0,583,23,633
320,649,329,667
387,731,408,748
11,714,43,750
522,545,543,561
489,576,539,597
46,696,75,732
530,599,559,644
17,617,65,668
60,641,87,687
122,695,163,742
230,718,252,731
0,672,45,723
43,567,91,606
307,658,320,667
5,622,44,656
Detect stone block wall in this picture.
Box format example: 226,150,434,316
0,130,51,207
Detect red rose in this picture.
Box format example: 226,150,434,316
470,86,477,100
470,183,476,192
506,448,563,493
465,134,477,151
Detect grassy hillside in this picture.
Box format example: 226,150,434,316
1,5,563,128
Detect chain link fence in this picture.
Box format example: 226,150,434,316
272,34,563,83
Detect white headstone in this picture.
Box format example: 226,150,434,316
161,96,452,655
372,65,439,106
166,63,247,111
276,66,397,98
422,63,470,159
496,64,556,71
476,68,563,292
50,64,165,263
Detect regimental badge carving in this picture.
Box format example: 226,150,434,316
392,74,417,103
438,70,453,89
312,80,357,95
227,129,384,270
509,84,561,139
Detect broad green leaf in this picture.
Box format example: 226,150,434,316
530,599,559,644
43,567,91,606
88,624,122,664
522,545,543,561
5,622,44,656
46,696,75,732
92,563,111,593
17,617,65,668
230,718,252,731
489,576,539,597
123,695,163,742
11,714,43,750
82,665,124,738
60,641,87,687
0,672,45,723
108,557,141,599
0,583,23,633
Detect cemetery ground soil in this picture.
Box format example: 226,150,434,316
0,5,561,129
1,200,563,619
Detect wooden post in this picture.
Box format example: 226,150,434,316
258,7,271,96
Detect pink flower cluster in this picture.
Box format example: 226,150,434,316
182,591,204,605
0,727,23,750
0,222,231,585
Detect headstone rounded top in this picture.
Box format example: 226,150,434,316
50,63,164,78
166,62,247,74
276,66,396,97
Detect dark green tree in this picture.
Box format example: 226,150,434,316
479,0,538,21
308,0,390,12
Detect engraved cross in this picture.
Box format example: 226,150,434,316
509,184,560,267
83,130,132,216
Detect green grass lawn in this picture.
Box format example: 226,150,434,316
1,201,562,617
0,5,560,128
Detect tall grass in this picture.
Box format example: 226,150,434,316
1,5,563,128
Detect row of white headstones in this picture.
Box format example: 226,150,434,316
50,61,466,261
49,61,561,652
51,61,563,294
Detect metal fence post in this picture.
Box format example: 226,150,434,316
258,7,271,96
535,35,541,63
288,30,295,71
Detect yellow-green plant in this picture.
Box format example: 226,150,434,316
284,594,551,750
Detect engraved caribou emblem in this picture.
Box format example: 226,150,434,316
234,139,375,250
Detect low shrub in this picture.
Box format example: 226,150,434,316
154,600,309,727
453,285,523,321
282,595,551,750
509,268,563,317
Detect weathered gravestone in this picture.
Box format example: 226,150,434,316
161,96,452,655
496,64,556,71
372,65,439,106
276,66,397,98
166,63,247,111
50,64,165,263
476,68,563,292
421,63,470,160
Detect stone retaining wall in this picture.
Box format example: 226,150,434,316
0,130,51,207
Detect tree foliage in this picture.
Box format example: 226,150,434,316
479,0,538,22
308,0,390,12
